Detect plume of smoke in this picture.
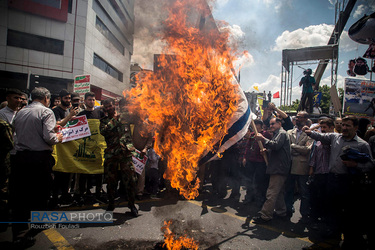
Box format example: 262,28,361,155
132,0,252,70
132,0,171,69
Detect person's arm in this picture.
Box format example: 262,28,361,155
99,116,118,137
299,77,304,87
42,110,62,145
262,107,272,122
56,107,79,127
302,126,333,145
269,102,288,119
311,76,316,89
291,136,314,156
262,131,287,151
309,141,317,175
290,135,314,155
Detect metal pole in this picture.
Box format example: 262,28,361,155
290,62,293,108
26,70,31,90
280,64,283,107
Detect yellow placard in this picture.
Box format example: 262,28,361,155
53,119,106,174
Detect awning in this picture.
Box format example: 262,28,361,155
282,45,338,72
91,85,122,101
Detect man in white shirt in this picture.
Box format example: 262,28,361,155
0,89,25,124
11,87,62,246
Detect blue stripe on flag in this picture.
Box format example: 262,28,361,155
199,105,251,165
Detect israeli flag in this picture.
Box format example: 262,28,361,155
199,78,252,165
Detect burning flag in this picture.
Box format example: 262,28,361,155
126,0,251,200
162,221,199,250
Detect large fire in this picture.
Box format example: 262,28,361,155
162,221,199,250
126,0,242,199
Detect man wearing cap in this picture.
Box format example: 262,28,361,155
71,92,84,113
299,69,316,114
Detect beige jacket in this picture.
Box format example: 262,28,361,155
287,128,314,175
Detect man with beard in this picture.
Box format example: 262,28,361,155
100,98,138,217
52,89,79,127
285,111,314,222
303,116,374,248
51,89,79,206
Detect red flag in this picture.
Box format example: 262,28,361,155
273,91,280,98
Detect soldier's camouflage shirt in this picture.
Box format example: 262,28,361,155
99,112,134,160
0,119,13,179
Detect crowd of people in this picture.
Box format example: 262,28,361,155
201,103,374,249
0,88,160,247
1,87,375,249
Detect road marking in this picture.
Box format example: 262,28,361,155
187,200,314,244
43,198,158,249
43,228,74,250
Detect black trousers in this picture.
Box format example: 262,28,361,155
310,173,328,220
9,150,54,240
300,92,314,113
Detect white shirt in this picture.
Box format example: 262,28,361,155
0,106,17,124
14,102,60,151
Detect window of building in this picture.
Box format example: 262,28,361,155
68,0,73,13
95,16,124,55
31,0,61,9
109,0,128,28
7,29,64,55
9,0,69,22
93,53,123,82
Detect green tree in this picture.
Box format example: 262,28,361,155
317,85,344,114
318,85,331,114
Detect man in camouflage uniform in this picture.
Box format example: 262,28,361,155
0,119,13,232
100,98,138,217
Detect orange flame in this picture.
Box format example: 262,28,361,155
126,0,241,199
162,221,199,250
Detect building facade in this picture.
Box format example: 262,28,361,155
0,0,134,100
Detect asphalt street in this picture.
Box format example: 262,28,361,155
0,186,340,249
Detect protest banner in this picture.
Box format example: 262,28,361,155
53,119,106,174
74,75,90,96
132,149,148,175
61,115,91,143
343,77,375,117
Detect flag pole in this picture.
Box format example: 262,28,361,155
250,119,268,166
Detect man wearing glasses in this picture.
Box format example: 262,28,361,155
285,111,314,222
253,117,291,223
